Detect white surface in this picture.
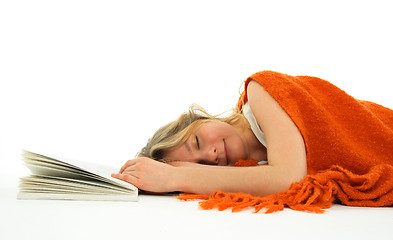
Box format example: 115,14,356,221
1,1,393,239
1,175,392,240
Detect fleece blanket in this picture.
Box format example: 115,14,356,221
178,71,393,213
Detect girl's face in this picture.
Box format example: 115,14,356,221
164,121,248,166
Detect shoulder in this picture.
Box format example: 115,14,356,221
246,80,285,136
238,71,287,110
246,80,299,138
246,80,267,100
246,80,307,178
245,71,291,92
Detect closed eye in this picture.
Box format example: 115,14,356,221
196,136,200,149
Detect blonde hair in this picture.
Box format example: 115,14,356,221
137,104,247,162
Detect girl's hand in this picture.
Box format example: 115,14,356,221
111,157,179,193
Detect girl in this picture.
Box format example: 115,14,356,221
111,71,393,210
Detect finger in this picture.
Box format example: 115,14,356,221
122,166,137,175
111,173,140,187
119,159,137,173
111,173,120,178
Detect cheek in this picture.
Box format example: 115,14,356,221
164,144,190,162
230,134,248,159
232,140,246,157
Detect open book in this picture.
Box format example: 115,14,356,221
18,150,138,201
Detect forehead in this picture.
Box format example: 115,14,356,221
193,120,225,131
181,120,217,140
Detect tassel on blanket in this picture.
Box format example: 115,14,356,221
178,164,393,213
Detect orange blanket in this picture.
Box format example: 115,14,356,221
178,71,393,213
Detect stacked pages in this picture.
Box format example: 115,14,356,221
18,150,138,201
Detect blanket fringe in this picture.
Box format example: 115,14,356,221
178,164,393,213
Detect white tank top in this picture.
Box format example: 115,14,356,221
243,102,268,165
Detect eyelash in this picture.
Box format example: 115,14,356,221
196,136,200,149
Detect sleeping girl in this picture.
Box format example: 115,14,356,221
111,70,393,212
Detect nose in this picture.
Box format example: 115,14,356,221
204,146,218,164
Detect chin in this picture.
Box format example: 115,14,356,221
228,159,238,166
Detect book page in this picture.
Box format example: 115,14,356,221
22,150,137,191
21,175,133,193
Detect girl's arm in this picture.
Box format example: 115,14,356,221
112,158,292,196
246,80,307,181
174,164,297,196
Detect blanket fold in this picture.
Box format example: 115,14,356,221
178,71,393,213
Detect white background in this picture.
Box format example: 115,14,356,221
1,0,393,174
0,1,392,239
